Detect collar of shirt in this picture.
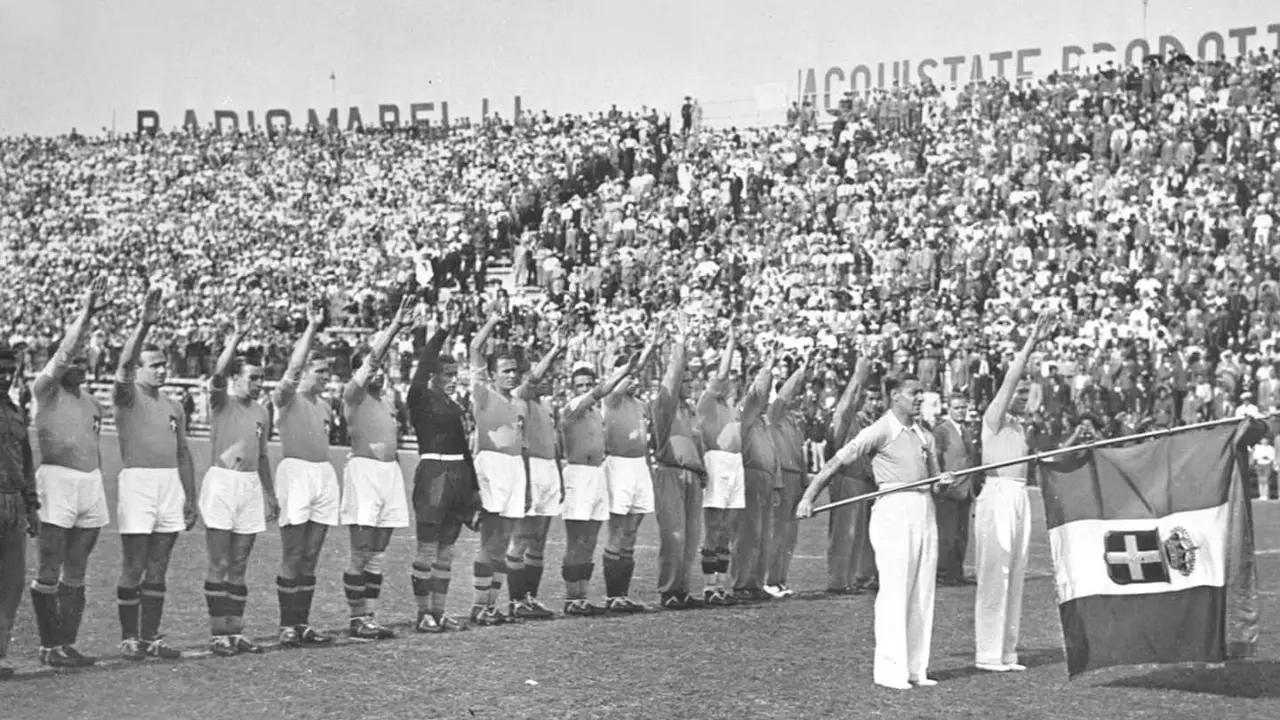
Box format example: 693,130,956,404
885,411,927,444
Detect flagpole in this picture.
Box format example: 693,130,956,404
808,412,1273,517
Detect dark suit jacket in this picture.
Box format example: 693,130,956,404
932,417,977,501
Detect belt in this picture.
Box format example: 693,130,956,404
985,474,1027,484
876,483,931,494
657,463,706,477
420,453,466,462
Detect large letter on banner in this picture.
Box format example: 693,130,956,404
1037,421,1263,677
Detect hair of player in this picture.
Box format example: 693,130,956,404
950,390,968,402
883,373,919,398
140,343,163,355
488,351,521,374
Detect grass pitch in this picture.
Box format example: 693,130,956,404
1,435,1278,719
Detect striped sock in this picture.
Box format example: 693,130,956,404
29,581,61,648
140,582,166,640
430,562,451,617
297,576,317,626
700,548,718,590
203,582,227,636
489,558,507,607
505,553,525,601
362,573,383,616
342,573,367,617
277,576,300,627
525,552,545,597
225,584,248,635
576,562,595,600
118,586,142,640
410,562,433,615
472,562,493,610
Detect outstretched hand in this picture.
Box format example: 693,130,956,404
83,276,110,314
140,288,163,326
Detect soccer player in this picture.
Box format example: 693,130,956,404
764,353,811,598
825,357,878,594
341,295,416,639
466,312,557,624
0,345,38,680
973,316,1049,673
600,330,660,612
408,316,478,633
201,310,278,657
697,325,745,606
798,374,952,690
113,288,196,661
29,278,110,667
560,351,646,615
730,358,778,603
651,318,706,610
507,340,567,620
272,299,338,647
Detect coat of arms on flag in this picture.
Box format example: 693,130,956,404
1038,421,1264,677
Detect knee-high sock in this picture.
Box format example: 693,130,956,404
30,581,62,649
57,582,86,646
277,576,300,627
701,548,718,590
140,582,167,640
505,552,526,602
225,584,247,635
619,547,637,597
411,561,433,615
362,572,383,616
489,558,507,607
525,551,545,597
602,548,624,598
118,585,142,640
472,562,494,610
562,563,592,600
297,575,317,626
430,562,451,617
203,581,227,636
343,573,367,618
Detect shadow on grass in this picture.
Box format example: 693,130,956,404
1102,660,1280,699
932,647,1066,682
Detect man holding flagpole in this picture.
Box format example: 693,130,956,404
797,374,952,690
973,315,1049,673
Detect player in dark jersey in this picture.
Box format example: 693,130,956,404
29,277,110,667
407,315,480,632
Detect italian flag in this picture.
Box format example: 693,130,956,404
1038,422,1263,677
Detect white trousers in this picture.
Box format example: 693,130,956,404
973,477,1032,666
868,491,937,685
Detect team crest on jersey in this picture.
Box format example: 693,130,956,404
169,416,178,433
255,421,264,439
92,416,102,434
1161,526,1198,577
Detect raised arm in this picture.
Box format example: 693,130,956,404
767,353,809,424
274,299,325,408
210,308,249,409
36,276,108,396
113,288,162,406
349,294,416,396
410,317,451,392
984,315,1049,434
469,314,503,373
741,359,773,429
516,338,568,401
714,324,737,385
830,356,871,444
652,330,689,448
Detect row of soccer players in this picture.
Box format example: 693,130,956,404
15,279,886,667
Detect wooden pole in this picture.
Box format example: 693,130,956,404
808,412,1269,516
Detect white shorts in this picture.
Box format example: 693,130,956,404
199,467,266,535
703,450,746,510
118,467,187,535
474,450,526,519
604,455,655,516
37,465,109,530
340,456,410,528
562,464,609,522
275,458,341,527
527,457,563,517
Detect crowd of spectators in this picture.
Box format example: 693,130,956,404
5,48,1280,495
